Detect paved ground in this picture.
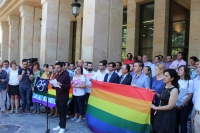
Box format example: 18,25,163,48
0,109,93,133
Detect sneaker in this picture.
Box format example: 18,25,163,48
32,110,37,114
75,118,82,123
10,110,14,114
71,117,78,121
1,110,7,114
66,115,69,119
15,110,18,114
59,128,65,133
20,110,24,114
52,126,60,131
37,110,40,114
27,111,31,115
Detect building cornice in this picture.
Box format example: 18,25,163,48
0,0,9,9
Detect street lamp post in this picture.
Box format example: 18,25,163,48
71,0,81,18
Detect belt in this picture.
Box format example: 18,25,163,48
197,111,200,115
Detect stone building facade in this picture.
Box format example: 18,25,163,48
0,0,199,69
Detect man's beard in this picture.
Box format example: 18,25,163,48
88,68,93,72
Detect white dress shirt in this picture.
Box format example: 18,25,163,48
92,70,108,81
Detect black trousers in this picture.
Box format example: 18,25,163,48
56,100,68,128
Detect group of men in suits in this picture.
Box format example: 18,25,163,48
103,62,133,85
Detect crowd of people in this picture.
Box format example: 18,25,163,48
0,51,200,133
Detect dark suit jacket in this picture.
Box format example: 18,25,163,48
120,74,132,85
104,72,119,84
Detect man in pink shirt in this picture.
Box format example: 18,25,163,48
169,52,186,71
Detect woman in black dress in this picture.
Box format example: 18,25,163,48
151,69,179,133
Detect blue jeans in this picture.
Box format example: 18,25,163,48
73,95,85,116
33,102,40,111
19,87,32,111
176,105,190,133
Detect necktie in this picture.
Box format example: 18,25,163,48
120,76,124,84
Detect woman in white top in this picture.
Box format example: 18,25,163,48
8,62,19,113
71,66,86,123
176,65,193,133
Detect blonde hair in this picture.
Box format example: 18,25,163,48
155,64,166,72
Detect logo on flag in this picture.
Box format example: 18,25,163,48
34,77,49,93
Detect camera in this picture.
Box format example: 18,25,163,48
24,69,28,75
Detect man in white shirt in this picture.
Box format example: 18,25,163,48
142,55,152,67
84,62,96,112
3,60,12,73
192,63,200,133
74,60,88,75
92,60,108,81
169,52,186,71
115,62,122,76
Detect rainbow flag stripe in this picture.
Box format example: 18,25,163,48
86,81,155,133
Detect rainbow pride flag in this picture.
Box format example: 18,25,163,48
32,83,73,108
86,81,155,133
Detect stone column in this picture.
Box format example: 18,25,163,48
153,0,169,58
75,17,82,62
19,5,34,62
8,15,20,63
81,0,123,69
57,0,71,62
108,0,123,62
188,0,200,59
0,22,9,61
40,0,59,65
33,8,42,62
126,0,140,57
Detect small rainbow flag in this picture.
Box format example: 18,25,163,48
32,82,73,108
86,81,155,133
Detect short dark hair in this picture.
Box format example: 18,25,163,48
178,52,184,57
158,55,163,59
134,61,144,69
116,62,122,66
3,60,9,64
99,60,106,67
22,59,28,63
61,62,65,67
43,64,49,68
190,56,199,62
124,64,130,72
55,62,63,67
101,60,107,65
50,65,54,69
108,62,116,68
76,66,83,75
65,62,69,66
87,62,93,65
138,55,142,57
127,53,133,59
155,56,161,61
167,55,172,59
